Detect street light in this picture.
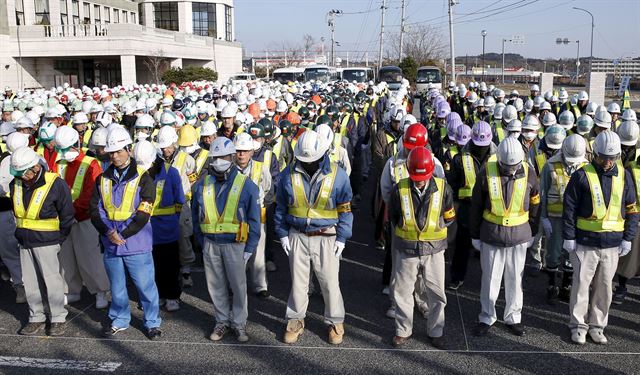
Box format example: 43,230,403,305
481,30,487,82
573,7,594,77
501,38,512,84
556,38,580,83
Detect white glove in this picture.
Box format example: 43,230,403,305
619,240,632,257
541,218,553,237
243,252,252,264
472,239,482,251
563,240,576,252
280,237,291,256
334,241,345,258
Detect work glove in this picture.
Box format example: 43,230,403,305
334,241,345,258
243,252,252,264
619,240,632,257
280,237,291,257
563,239,576,252
472,239,482,251
541,218,553,237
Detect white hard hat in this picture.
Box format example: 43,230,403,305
104,126,133,153
530,84,540,92
236,94,248,106
14,116,34,129
156,126,178,149
233,132,254,151
145,98,158,111
522,114,540,131
161,97,173,107
294,129,330,163
533,96,545,108
594,110,612,129
0,121,14,137
503,105,517,123
542,112,557,127
26,110,40,125
578,91,589,101
400,114,417,127
506,119,522,133
196,100,208,114
45,107,62,119
621,109,637,122
221,104,237,118
315,124,335,150
617,120,640,147
6,132,29,153
159,111,177,126
95,111,113,127
90,103,104,113
54,126,79,149
558,89,568,100
81,101,93,114
133,140,157,170
209,136,236,157
72,112,89,125
135,114,155,129
497,137,525,166
10,147,40,175
38,122,57,141
539,101,551,111
523,99,534,113
493,104,506,120
11,110,24,123
607,102,621,114
562,134,587,164
586,102,598,116
276,100,288,113
593,130,621,157
513,98,524,112
558,110,576,131
544,125,567,150
200,121,217,137
90,127,109,147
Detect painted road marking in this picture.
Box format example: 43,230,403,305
0,356,121,372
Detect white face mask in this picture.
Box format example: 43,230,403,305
508,131,521,139
523,132,537,141
63,150,79,162
211,158,232,173
185,144,199,154
136,131,149,141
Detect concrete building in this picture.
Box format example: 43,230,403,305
591,58,640,79
0,0,242,89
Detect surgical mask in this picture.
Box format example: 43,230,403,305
136,131,149,141
62,150,79,162
211,158,232,173
508,131,521,139
185,144,199,154
523,132,537,141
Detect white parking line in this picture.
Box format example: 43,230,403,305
0,356,121,372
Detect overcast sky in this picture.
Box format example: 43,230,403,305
235,0,639,61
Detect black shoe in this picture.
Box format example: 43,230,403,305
546,286,559,305
48,322,66,336
559,287,571,303
147,327,162,340
19,322,45,336
256,290,270,299
447,280,464,290
505,323,526,337
473,322,491,337
430,335,446,350
612,287,627,305
103,326,128,338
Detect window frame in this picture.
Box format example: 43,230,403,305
153,2,178,31
192,2,216,37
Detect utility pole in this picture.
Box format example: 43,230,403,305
327,9,342,67
448,0,457,83
378,0,387,70
501,38,511,84
573,7,594,77
399,0,406,61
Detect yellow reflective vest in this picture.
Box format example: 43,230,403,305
576,163,625,232
99,166,146,222
288,164,339,219
13,172,60,231
394,177,447,241
482,155,530,227
199,173,249,242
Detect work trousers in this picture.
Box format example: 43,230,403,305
0,211,21,286
178,201,195,271
21,244,67,323
247,223,268,293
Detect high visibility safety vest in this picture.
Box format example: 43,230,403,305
273,136,286,171
151,179,177,216
534,147,547,174
494,121,505,143
194,148,209,176
392,158,408,183
99,166,146,222
576,163,625,232
329,134,344,164
58,155,95,202
630,161,640,204
288,164,339,219
0,143,6,153
448,145,459,159
394,177,447,241
547,161,586,215
35,143,45,157
13,172,60,231
458,153,476,199
199,173,249,242
169,151,188,176
439,127,447,140
482,155,530,227
249,160,268,223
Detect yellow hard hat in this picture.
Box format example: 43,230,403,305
178,124,197,147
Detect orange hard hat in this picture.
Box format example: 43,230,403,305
311,95,321,105
266,99,277,111
285,112,301,126
247,103,260,121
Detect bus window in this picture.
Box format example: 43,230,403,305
416,69,441,84
341,69,367,83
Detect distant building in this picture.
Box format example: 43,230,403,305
591,59,640,79
0,0,242,89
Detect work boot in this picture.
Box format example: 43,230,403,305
235,328,249,343
283,319,304,344
95,291,109,309
392,335,410,347
209,323,229,341
430,335,446,350
588,329,608,345
612,286,627,305
14,284,27,304
473,322,492,337
48,322,66,337
20,322,45,336
328,323,344,345
505,323,526,337
571,331,586,345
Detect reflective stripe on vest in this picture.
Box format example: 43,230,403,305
288,164,338,219
59,155,94,202
170,151,188,175
100,167,146,222
547,162,571,215
273,136,286,171
534,148,547,174
13,172,60,231
200,173,246,234
195,149,209,176
576,163,625,232
482,155,529,226
250,160,263,187
439,127,447,140
151,179,176,216
393,160,408,183
458,153,476,198
340,114,350,137
394,177,447,241
631,161,640,204
449,145,459,159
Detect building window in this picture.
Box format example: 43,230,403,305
83,2,90,23
122,10,128,23
15,0,25,25
153,2,178,31
94,4,100,23
72,0,79,24
224,5,232,41
60,0,68,24
34,0,50,25
192,2,215,37
131,12,136,23
113,8,119,23
104,6,110,23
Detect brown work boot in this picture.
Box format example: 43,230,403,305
283,319,304,344
328,323,344,345
392,335,411,347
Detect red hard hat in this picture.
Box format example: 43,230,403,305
403,123,428,151
406,146,435,182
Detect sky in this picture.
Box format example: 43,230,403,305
235,0,640,61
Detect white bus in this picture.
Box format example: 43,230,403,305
303,65,338,83
416,66,443,94
378,66,403,91
272,67,304,84
340,67,375,83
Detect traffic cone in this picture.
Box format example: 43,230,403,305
622,89,631,110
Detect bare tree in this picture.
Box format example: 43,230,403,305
144,49,169,84
302,34,315,54
387,25,446,64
